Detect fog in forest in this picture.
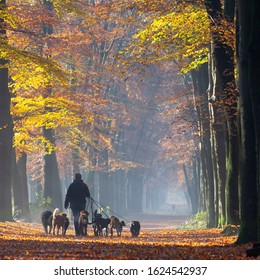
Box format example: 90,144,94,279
1,1,198,224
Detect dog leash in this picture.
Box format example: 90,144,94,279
91,198,110,219
90,197,131,223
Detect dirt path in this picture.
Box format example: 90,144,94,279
125,213,189,229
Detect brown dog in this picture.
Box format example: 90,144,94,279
52,208,69,236
109,216,126,236
79,210,89,236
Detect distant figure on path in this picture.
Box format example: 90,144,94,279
64,173,90,236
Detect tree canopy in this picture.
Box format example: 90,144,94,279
0,0,260,247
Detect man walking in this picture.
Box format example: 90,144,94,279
64,173,90,236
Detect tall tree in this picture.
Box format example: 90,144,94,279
0,0,13,221
42,0,62,209
250,0,260,241
190,63,214,215
236,0,258,244
204,0,239,226
12,150,31,221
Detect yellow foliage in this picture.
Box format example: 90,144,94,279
109,157,144,172
11,95,83,155
133,4,211,73
0,38,70,91
49,0,85,17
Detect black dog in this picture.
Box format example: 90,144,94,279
63,214,70,235
41,210,53,234
130,221,140,237
92,211,110,237
94,218,111,237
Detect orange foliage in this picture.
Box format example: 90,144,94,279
0,221,253,260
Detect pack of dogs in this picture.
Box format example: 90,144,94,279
41,208,141,238
41,208,70,236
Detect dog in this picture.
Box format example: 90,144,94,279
130,221,140,237
41,210,53,234
52,208,70,236
79,210,89,236
92,211,110,237
109,216,126,236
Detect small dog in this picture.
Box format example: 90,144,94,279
41,210,53,234
130,221,140,237
92,211,110,237
109,216,126,236
52,208,70,236
79,210,89,236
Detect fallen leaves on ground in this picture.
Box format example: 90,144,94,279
0,221,253,260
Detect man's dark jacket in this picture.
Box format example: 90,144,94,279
64,179,90,208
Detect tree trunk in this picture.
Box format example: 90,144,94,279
0,0,14,221
192,158,200,214
98,149,111,207
72,148,81,174
236,0,258,243
41,0,62,209
125,169,143,214
204,0,239,226
249,0,260,241
183,163,199,214
43,127,63,209
17,152,31,220
12,150,31,221
131,169,143,213
223,0,240,225
191,63,216,226
12,149,23,214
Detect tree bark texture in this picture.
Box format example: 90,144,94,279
191,64,216,221
0,0,14,221
204,0,239,226
12,150,31,221
43,127,63,209
236,0,258,243
42,0,62,209
249,0,260,241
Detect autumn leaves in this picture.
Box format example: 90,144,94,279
0,221,250,260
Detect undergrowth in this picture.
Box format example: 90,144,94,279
178,211,207,229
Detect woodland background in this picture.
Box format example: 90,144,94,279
0,0,260,248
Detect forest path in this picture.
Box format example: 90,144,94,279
125,213,189,229
0,220,252,260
